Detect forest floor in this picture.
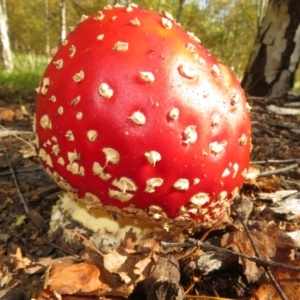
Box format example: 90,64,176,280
0,93,300,300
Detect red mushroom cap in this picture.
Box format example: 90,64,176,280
35,4,251,227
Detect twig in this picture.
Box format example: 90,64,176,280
72,231,104,257
0,166,43,176
265,120,298,130
251,158,300,165
1,143,29,214
282,191,300,201
257,163,298,177
0,125,34,148
231,205,288,300
45,241,79,257
161,240,300,273
145,255,184,300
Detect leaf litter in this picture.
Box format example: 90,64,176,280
0,95,300,299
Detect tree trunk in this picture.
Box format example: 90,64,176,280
176,0,185,24
44,0,50,58
241,0,300,98
60,0,67,42
0,0,13,72
256,0,267,28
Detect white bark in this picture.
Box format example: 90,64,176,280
44,0,50,58
256,0,267,28
0,0,13,72
242,0,300,98
60,0,67,42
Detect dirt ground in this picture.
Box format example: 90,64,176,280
0,93,300,300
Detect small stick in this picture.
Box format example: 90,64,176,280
282,191,300,201
1,143,29,214
161,240,300,273
232,205,288,300
251,158,300,165
45,241,79,257
257,163,298,177
72,231,104,257
144,254,184,300
0,125,34,148
0,166,43,176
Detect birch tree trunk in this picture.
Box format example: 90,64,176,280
60,0,67,42
44,0,50,58
0,0,13,72
241,0,300,98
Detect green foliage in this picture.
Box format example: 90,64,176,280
0,53,47,96
1,0,262,94
292,68,300,93
180,0,258,77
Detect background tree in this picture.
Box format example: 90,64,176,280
60,0,67,42
44,0,50,58
181,0,258,77
176,0,185,23
0,0,13,72
242,0,300,98
7,0,293,99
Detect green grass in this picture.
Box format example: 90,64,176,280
0,53,48,102
292,67,300,94
2,52,300,101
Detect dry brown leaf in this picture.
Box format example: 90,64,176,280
0,245,6,256
0,190,7,200
0,260,12,288
120,228,136,250
103,248,128,274
140,235,162,253
10,247,31,271
103,247,154,282
134,255,152,276
244,165,261,188
258,175,283,192
221,230,297,283
45,262,109,294
28,209,46,229
201,211,236,242
250,259,300,300
20,105,29,116
0,109,15,121
43,260,135,298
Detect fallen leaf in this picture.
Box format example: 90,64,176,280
221,230,297,283
103,247,154,283
258,175,282,192
20,105,29,116
133,254,153,280
10,247,31,271
4,197,13,205
0,260,12,288
103,248,128,273
251,259,300,300
257,190,298,203
0,109,15,121
46,262,109,294
245,165,260,183
15,215,27,226
269,193,300,220
28,209,46,229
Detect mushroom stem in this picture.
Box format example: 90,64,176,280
49,192,159,253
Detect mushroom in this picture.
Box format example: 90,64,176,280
35,4,251,251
